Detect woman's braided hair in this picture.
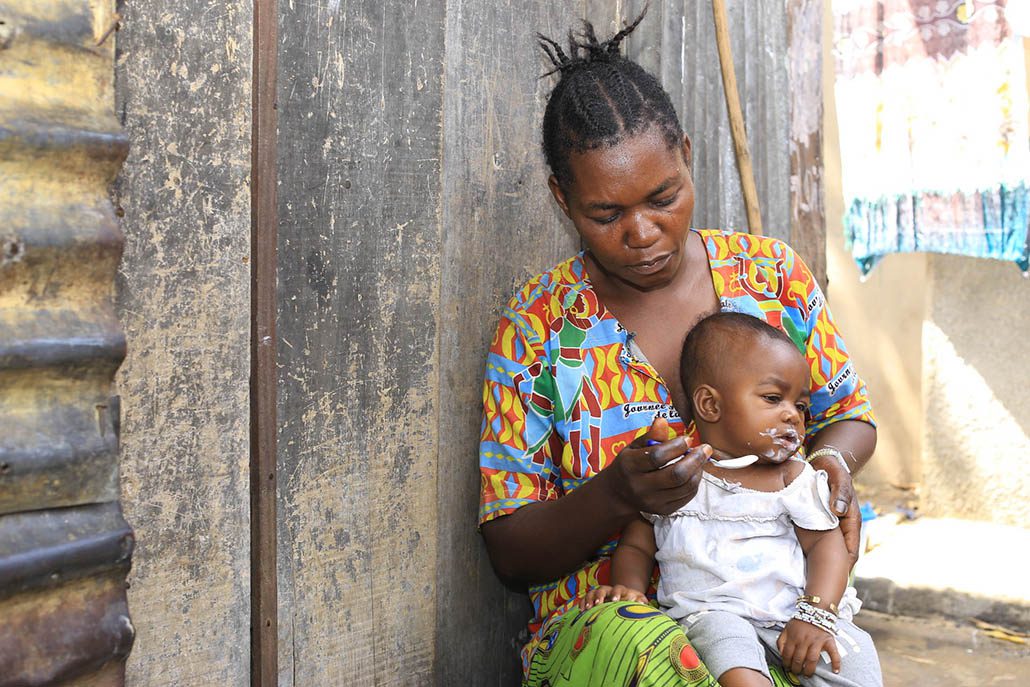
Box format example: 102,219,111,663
539,5,684,188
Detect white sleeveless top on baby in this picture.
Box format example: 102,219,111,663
645,460,861,627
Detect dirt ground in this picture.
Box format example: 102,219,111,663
859,610,1029,686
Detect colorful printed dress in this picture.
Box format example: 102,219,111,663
479,229,875,684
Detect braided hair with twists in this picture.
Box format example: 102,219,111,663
538,5,685,189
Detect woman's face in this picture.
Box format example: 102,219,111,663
548,126,695,292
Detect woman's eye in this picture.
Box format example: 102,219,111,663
653,195,676,207
593,213,619,225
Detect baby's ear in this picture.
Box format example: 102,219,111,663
692,385,720,423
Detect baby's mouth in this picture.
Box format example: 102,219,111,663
775,429,801,447
761,427,803,456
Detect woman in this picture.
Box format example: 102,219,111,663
478,11,876,686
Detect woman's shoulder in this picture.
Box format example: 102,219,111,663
697,228,817,321
504,252,591,315
695,228,801,263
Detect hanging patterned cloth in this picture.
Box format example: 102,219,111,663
833,0,1030,274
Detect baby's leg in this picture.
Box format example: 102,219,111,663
753,618,883,687
683,611,773,687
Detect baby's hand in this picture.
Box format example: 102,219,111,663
579,584,648,610
777,618,841,677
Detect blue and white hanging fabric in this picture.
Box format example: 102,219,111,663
833,0,1030,275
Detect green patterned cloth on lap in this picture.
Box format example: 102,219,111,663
523,601,798,686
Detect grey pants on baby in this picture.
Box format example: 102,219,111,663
683,610,883,686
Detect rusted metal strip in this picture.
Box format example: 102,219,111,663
251,0,278,683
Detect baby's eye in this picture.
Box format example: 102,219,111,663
795,402,809,414
762,394,781,404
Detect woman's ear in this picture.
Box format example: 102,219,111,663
681,134,692,170
692,385,720,423
547,175,572,218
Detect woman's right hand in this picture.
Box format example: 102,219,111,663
604,418,711,516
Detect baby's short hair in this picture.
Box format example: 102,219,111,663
679,311,800,398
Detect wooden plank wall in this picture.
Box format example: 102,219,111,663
676,0,792,244
274,1,447,683
435,3,587,683
114,2,253,684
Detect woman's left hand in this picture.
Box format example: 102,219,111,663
809,454,860,568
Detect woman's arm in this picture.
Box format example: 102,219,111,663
482,424,708,585
807,419,876,565
777,245,877,564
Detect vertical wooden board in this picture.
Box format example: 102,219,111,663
275,1,444,684
656,0,687,118
677,0,790,241
113,2,252,685
787,0,826,281
436,2,585,684
622,0,661,74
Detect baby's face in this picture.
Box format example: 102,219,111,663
713,339,810,463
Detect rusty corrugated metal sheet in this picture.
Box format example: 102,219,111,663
0,1,134,685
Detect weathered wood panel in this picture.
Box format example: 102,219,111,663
113,2,252,685
670,0,793,244
435,2,587,682
0,1,134,684
275,1,445,683
787,0,826,283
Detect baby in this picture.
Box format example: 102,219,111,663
584,312,882,687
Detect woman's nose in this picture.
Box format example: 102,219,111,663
624,212,661,248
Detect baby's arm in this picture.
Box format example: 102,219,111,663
777,525,849,675
795,525,849,613
580,517,657,609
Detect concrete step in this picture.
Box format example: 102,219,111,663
853,515,1030,632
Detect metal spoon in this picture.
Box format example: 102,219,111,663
709,454,759,469
646,440,758,470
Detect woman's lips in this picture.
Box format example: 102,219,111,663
626,253,672,275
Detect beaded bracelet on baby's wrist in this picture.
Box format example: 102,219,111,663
793,599,838,635
797,594,839,615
